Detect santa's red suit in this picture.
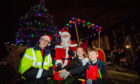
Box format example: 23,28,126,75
54,41,77,68
53,29,78,81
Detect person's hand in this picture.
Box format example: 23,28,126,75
53,70,55,74
56,63,62,67
47,67,53,76
68,49,75,56
59,71,70,79
55,63,62,71
46,77,51,80
58,69,67,73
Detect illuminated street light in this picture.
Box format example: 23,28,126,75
125,45,131,49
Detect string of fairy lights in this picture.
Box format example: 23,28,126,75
61,17,102,42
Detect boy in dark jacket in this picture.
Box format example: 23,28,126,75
59,48,107,84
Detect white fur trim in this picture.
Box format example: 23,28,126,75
69,44,78,47
55,44,77,48
48,43,51,46
55,60,62,66
55,45,63,48
59,32,71,38
62,48,69,67
41,36,51,42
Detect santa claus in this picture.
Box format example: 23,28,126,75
54,30,78,68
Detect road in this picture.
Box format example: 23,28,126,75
106,64,139,84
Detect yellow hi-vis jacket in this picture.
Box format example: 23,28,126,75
18,47,53,79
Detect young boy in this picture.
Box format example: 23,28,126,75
59,48,107,84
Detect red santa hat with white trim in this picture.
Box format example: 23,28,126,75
59,29,71,38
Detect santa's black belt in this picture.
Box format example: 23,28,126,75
62,58,72,60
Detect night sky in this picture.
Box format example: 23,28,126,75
0,0,137,57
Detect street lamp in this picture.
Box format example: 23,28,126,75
125,44,131,49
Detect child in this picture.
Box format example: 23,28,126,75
59,48,107,84
62,47,89,84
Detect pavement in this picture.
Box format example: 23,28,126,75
106,64,139,84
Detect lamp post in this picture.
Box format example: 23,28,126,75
125,36,134,66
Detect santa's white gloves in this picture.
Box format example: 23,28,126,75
59,72,70,79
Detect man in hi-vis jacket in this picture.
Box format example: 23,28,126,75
19,35,53,84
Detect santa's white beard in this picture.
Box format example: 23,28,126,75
61,37,70,48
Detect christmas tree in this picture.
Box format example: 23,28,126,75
15,0,59,48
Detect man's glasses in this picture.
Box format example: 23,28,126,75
41,38,49,43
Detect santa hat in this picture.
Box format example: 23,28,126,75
40,35,52,46
59,29,71,38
